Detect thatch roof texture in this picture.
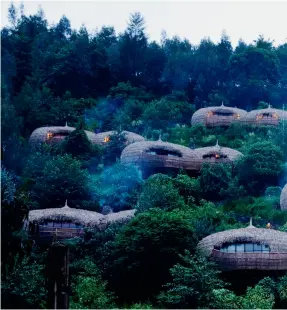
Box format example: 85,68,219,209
191,103,247,127
243,106,287,126
197,222,287,270
198,223,287,256
120,139,201,172
28,201,136,230
93,131,145,147
280,184,287,211
194,141,243,166
29,125,98,146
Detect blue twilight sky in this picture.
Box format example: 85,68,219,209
1,0,287,47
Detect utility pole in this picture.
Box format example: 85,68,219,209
47,242,69,309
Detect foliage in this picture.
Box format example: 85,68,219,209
157,251,227,309
70,258,116,309
137,174,185,211
28,154,94,209
105,209,197,302
103,131,129,165
200,163,234,201
237,141,284,194
1,255,47,309
2,4,287,309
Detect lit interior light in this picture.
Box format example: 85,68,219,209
103,136,110,143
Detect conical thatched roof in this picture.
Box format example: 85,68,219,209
191,103,247,127
280,184,287,211
194,141,243,164
244,106,287,125
121,139,201,171
93,130,145,146
29,125,98,146
28,201,136,229
197,221,287,257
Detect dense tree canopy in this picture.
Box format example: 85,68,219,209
1,3,287,309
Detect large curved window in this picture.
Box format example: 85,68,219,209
146,148,182,157
218,243,270,253
39,221,84,229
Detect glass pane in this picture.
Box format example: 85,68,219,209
227,245,236,252
236,244,245,252
245,243,254,252
220,247,226,252
262,244,270,252
53,222,61,228
70,223,77,228
62,222,70,228
254,243,262,252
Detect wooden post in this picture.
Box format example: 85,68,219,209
47,242,69,309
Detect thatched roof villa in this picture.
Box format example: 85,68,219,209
93,130,145,147
243,105,287,126
29,123,98,146
197,219,287,271
26,201,136,241
194,141,243,166
191,103,247,127
280,184,287,211
120,138,201,177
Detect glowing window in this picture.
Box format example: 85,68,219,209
47,132,53,139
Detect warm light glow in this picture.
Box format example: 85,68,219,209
273,113,278,119
215,154,220,159
235,113,240,119
47,132,53,139
207,111,213,117
256,114,263,120
103,136,110,143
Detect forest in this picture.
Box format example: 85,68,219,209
1,3,287,309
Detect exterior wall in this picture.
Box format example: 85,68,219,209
205,115,240,127
211,249,287,271
122,152,201,171
243,118,280,126
29,223,85,241
280,184,287,210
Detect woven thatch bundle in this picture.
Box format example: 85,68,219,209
194,141,243,166
280,184,287,211
93,130,145,147
198,222,287,257
191,103,247,127
28,201,136,230
121,139,201,171
29,124,98,146
243,106,287,126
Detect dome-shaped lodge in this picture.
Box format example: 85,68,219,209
197,220,287,271
93,130,145,147
29,124,98,146
194,141,243,167
26,201,135,241
243,105,287,126
191,103,247,127
280,184,287,211
120,139,201,177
